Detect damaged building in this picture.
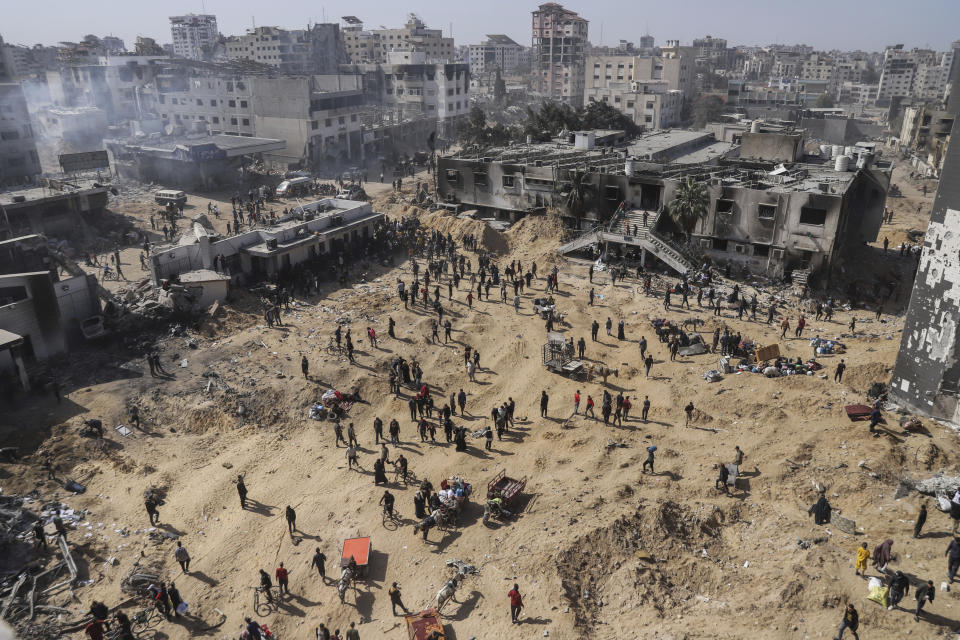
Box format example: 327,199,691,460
0,177,112,240
889,103,960,423
437,128,889,279
0,234,102,387
105,134,285,190
147,197,383,286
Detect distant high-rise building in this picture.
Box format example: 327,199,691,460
469,35,525,77
639,34,655,51
532,2,589,105
170,14,218,60
342,14,453,64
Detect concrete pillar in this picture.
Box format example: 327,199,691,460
10,346,29,392
640,247,646,267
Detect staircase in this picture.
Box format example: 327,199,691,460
558,207,701,275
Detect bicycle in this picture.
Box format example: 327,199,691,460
102,269,120,282
131,605,161,635
326,337,343,356
253,584,281,615
382,505,402,529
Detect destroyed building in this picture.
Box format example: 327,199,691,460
0,234,101,384
890,113,960,422
105,134,285,190
0,82,42,186
147,197,383,285
0,177,111,239
437,128,889,279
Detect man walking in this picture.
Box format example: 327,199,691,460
684,401,695,426
508,583,524,624
835,603,859,639
642,396,651,422
174,541,190,573
540,391,549,418
301,355,309,379
947,537,960,583
642,445,655,474
276,563,290,595
285,505,297,533
835,359,846,383
389,582,410,616
915,579,934,622
311,547,327,582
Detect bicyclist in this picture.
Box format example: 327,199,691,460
102,264,112,279
396,454,408,482
379,489,395,519
244,617,264,639
258,569,274,603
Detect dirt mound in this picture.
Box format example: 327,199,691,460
417,210,510,254
506,213,564,257
556,501,729,633
841,361,892,393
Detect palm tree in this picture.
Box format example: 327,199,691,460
667,177,709,240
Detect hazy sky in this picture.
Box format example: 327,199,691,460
3,0,958,52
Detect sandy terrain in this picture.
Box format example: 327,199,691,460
3,157,960,640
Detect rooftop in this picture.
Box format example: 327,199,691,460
106,134,286,158
661,159,861,195
0,177,109,207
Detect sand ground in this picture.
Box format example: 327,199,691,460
3,157,960,640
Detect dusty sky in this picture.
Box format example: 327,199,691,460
3,0,958,53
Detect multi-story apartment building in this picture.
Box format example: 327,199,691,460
0,83,42,186
101,36,126,54
351,50,470,138
532,2,588,105
45,55,169,123
837,82,879,105
801,54,835,83
152,71,367,167
468,35,525,77
585,52,695,106
373,15,454,63
170,14,219,60
223,25,346,75
585,79,682,129
692,35,732,70
342,16,453,65
876,46,939,103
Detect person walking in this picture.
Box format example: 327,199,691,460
237,474,248,509
644,354,653,378
642,445,656,473
639,336,647,359
174,541,190,573
311,547,327,582
573,390,581,415
346,445,359,470
605,317,613,337
347,422,359,447
301,355,309,379
915,579,934,622
947,537,960,583
591,320,599,341
168,583,183,617
285,505,297,533
642,396,651,422
584,395,595,419
835,359,846,383
388,582,410,615
684,401,695,426
145,495,160,525
276,563,290,595
716,463,730,494
887,570,910,610
780,317,790,339
854,542,869,577
508,583,523,624
345,622,360,640
834,603,859,640
914,503,928,538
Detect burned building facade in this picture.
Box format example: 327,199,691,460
890,116,960,423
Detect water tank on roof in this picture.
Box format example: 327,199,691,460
750,120,762,133
834,155,850,172
819,144,831,157
857,152,874,169
831,145,842,158
844,146,855,156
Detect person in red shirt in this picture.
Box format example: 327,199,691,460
795,314,806,338
276,563,290,594
573,391,581,414
584,395,596,419
508,583,523,624
622,396,632,421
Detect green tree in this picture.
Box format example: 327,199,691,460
523,101,581,142
815,93,835,108
667,177,709,239
581,100,642,136
692,95,725,129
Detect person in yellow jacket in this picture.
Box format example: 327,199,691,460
855,541,870,576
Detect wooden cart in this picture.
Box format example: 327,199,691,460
340,536,371,578
487,470,527,508
405,608,445,640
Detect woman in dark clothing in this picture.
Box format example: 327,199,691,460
808,492,831,525
167,583,183,617
873,539,894,570
373,459,388,485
